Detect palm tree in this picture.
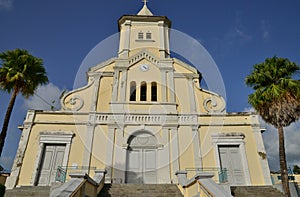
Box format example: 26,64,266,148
0,49,48,157
245,56,300,197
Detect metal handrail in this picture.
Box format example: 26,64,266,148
55,166,97,183
185,167,228,183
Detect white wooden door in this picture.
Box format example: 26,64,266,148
126,149,143,183
143,149,156,183
218,145,245,185
126,148,157,183
38,144,65,186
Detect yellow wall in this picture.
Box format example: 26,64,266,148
97,77,113,112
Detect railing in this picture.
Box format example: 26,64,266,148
55,166,97,183
93,113,198,125
185,168,228,183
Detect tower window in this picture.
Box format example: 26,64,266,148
140,82,147,101
151,82,157,101
130,81,136,101
138,32,144,40
146,32,152,39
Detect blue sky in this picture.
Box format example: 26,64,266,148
0,0,300,171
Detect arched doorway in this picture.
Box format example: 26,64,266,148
125,132,157,184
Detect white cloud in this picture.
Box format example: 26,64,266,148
243,107,255,112
243,106,300,171
234,27,252,41
0,0,13,10
262,120,300,171
260,20,270,40
23,83,63,111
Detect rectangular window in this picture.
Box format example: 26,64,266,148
138,32,144,40
146,32,151,39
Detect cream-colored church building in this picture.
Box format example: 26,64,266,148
6,3,272,197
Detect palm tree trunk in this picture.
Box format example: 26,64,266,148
0,88,18,157
278,126,291,197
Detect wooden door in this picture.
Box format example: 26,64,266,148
37,144,65,186
126,148,157,183
218,145,245,185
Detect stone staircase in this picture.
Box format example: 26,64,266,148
98,184,183,197
5,186,50,197
231,186,286,197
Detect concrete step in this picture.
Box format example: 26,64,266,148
231,186,286,197
98,184,183,197
5,186,50,197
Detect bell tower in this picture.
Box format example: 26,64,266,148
118,1,172,59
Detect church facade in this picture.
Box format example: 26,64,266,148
6,3,272,192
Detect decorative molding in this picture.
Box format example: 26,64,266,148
135,39,155,42
63,96,84,111
31,131,74,185
128,50,159,67
61,78,95,111
203,97,226,113
211,132,251,186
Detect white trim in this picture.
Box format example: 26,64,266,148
31,131,74,185
211,133,251,186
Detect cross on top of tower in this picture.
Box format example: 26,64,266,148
137,0,153,16
143,0,148,6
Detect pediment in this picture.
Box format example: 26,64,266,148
88,57,117,73
128,50,159,67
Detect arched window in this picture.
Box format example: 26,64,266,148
140,82,147,101
151,82,157,101
130,81,136,101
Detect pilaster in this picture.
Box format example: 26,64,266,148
90,75,101,112
118,20,131,58
251,115,272,185
82,113,96,173
5,110,35,189
188,76,197,112
160,70,167,102
112,127,126,183
105,126,116,183
111,69,120,102
168,127,180,183
158,21,166,58
192,125,202,168
157,127,171,183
